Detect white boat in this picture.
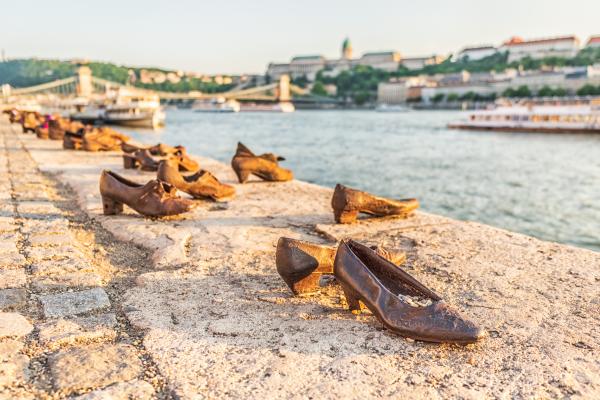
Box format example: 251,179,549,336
376,103,409,112
193,98,240,113
448,99,600,133
239,102,295,113
70,91,165,129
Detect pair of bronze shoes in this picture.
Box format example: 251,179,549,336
231,142,293,183
63,126,130,152
157,159,235,201
122,143,199,172
332,184,420,224
99,170,196,217
276,237,486,344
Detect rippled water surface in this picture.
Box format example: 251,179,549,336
122,109,600,251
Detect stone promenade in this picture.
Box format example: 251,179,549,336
0,116,599,399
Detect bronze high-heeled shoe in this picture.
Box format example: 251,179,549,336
21,112,43,133
121,142,183,156
331,184,419,224
231,142,293,183
99,170,196,217
334,239,486,344
157,159,235,200
275,237,406,295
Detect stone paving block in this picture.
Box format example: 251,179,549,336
39,288,111,318
20,218,70,235
32,273,103,292
0,251,26,268
0,269,27,289
73,313,118,330
0,220,18,233
0,239,19,254
28,233,75,247
72,379,155,400
0,289,28,310
0,313,33,338
48,344,142,393
0,338,24,360
37,318,116,350
30,258,92,276
0,352,29,386
16,201,62,219
27,245,85,262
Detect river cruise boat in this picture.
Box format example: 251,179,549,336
193,98,240,113
71,90,165,129
239,102,295,113
448,98,600,133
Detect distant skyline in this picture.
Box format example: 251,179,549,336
2,0,599,75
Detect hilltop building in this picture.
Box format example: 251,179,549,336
456,45,497,61
586,36,600,49
500,36,580,62
266,38,444,81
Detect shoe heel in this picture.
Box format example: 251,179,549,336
340,283,363,314
123,155,138,169
234,168,250,184
101,195,123,215
288,273,322,296
335,210,358,224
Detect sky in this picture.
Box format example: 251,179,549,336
2,0,599,75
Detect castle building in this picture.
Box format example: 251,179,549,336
500,36,580,62
266,38,408,81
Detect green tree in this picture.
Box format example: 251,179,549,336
353,91,371,105
431,93,445,103
311,81,328,96
446,93,459,102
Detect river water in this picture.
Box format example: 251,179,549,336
121,109,600,252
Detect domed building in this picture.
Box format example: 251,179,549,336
342,37,353,60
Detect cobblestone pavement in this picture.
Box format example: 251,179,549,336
0,121,164,399
2,117,600,399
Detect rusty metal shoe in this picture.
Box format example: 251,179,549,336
22,112,43,133
276,237,406,295
121,142,182,156
231,142,293,183
334,239,486,344
123,149,161,171
83,127,129,152
99,170,196,217
331,184,419,224
172,147,199,172
157,159,235,201
63,131,83,150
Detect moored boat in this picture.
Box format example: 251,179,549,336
448,99,600,133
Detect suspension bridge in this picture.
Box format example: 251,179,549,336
1,66,337,107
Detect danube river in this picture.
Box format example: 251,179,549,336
122,109,600,252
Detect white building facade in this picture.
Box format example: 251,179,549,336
500,36,580,62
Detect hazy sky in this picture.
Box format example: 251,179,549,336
2,0,599,74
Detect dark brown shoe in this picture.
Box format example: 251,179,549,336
63,131,84,150
157,159,235,201
231,142,293,183
121,142,181,156
99,170,196,217
331,184,419,224
276,237,406,295
123,149,161,171
334,239,486,344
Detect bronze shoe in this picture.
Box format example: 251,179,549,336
276,237,406,295
63,131,84,150
35,124,49,139
334,239,486,344
157,159,235,201
121,142,183,156
123,149,161,171
83,127,129,152
231,142,293,183
21,112,43,133
99,170,196,217
331,184,419,224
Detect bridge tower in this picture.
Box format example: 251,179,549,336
277,74,290,102
76,66,93,98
